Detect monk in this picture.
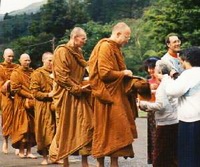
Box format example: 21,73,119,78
53,27,93,167
30,52,56,165
0,48,19,154
89,22,151,167
10,53,37,159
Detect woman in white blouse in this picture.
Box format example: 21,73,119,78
164,46,200,167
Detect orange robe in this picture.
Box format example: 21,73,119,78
30,67,56,155
10,66,36,149
53,44,93,160
0,62,19,137
89,39,150,158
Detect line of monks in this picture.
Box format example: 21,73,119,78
0,22,151,167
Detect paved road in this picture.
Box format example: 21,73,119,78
0,118,152,167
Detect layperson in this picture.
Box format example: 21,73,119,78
143,56,160,164
165,46,200,166
161,33,183,75
139,60,178,167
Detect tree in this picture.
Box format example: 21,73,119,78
38,0,90,39
10,33,54,68
87,0,151,23
141,0,200,55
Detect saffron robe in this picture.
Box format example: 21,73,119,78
30,67,56,155
10,66,36,149
53,44,93,160
89,39,151,158
0,62,19,137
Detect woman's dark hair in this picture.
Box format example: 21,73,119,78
179,46,200,67
143,56,160,72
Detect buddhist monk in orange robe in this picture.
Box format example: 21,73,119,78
10,53,37,159
89,22,151,167
53,27,93,167
0,48,19,154
30,52,56,165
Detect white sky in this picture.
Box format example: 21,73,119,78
0,0,43,14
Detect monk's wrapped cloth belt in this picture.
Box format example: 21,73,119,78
124,76,151,100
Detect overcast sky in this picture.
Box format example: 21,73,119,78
0,0,43,14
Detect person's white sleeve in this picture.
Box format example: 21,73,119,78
163,74,190,98
139,100,163,112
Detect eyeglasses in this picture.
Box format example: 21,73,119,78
123,35,131,40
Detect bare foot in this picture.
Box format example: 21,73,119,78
26,153,37,159
55,159,64,164
41,158,48,165
2,141,8,154
19,153,26,158
15,149,19,155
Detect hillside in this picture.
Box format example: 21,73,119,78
9,0,47,16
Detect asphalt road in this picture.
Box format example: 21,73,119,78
0,117,152,167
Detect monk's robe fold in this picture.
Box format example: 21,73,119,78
0,63,19,137
30,67,56,155
10,66,36,149
89,39,151,158
53,44,93,160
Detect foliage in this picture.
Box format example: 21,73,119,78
1,0,200,76
141,0,200,56
30,0,90,39
87,0,151,23
0,14,33,42
9,32,53,68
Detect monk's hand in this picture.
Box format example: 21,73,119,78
48,90,54,98
2,80,10,93
123,69,133,77
81,84,91,93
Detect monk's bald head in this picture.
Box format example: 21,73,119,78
3,48,14,64
70,27,86,39
42,52,53,62
110,22,131,47
19,53,31,68
112,22,131,35
42,52,53,70
69,27,87,48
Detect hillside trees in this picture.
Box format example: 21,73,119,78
87,0,151,23
139,0,200,56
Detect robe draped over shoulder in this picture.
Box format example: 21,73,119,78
53,44,93,160
10,66,36,149
0,63,19,137
30,67,56,155
89,39,150,158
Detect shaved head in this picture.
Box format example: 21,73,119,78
42,52,53,70
112,22,131,35
42,52,53,62
19,53,31,68
3,48,14,57
70,27,86,39
110,22,131,47
3,48,14,64
20,53,30,61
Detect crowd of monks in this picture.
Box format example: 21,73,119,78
0,22,151,167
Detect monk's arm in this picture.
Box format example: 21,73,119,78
10,71,32,98
98,43,124,82
53,48,82,94
30,72,50,100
